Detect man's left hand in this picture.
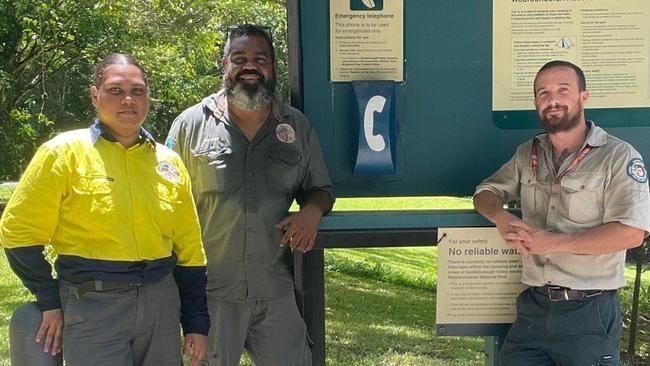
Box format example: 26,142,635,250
183,333,207,366
275,205,323,252
508,221,561,255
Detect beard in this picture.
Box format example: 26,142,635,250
224,69,275,111
538,104,582,134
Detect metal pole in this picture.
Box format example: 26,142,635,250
483,336,505,366
302,249,326,366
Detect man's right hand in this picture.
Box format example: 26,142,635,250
473,191,531,256
35,308,63,355
493,210,531,256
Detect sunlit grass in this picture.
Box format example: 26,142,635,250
0,252,34,366
0,186,14,203
326,247,437,291
290,196,474,212
325,271,483,366
332,196,474,210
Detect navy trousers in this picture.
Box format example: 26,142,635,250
500,287,622,366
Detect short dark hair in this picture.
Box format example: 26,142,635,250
222,24,275,61
534,60,586,96
92,53,148,87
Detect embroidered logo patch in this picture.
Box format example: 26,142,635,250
157,161,180,183
627,158,647,183
276,123,296,144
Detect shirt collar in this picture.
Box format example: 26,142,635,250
533,120,607,150
583,120,608,147
89,118,156,148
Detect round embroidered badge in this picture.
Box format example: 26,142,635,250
276,123,296,144
627,158,647,183
157,161,181,183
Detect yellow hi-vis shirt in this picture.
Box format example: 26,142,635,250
0,128,205,267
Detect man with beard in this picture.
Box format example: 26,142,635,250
473,60,649,365
166,24,333,366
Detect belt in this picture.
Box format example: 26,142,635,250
533,285,613,302
62,280,143,297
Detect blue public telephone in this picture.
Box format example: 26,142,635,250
352,81,397,175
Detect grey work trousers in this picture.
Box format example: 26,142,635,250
202,294,311,366
59,274,182,366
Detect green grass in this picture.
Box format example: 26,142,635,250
290,196,474,212
0,252,34,366
0,186,14,203
325,270,483,365
325,247,437,291
332,196,474,210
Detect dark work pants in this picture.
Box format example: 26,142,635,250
201,294,311,366
499,287,622,366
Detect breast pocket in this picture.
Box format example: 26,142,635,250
70,176,117,230
153,182,178,237
561,173,605,225
266,148,302,194
519,169,539,215
192,149,231,194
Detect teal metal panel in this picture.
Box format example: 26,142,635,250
436,323,510,337
319,210,492,230
300,1,650,197
494,108,650,129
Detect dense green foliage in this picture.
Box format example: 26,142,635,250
0,0,288,180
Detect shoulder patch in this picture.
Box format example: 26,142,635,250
165,137,176,149
157,161,181,183
627,158,647,183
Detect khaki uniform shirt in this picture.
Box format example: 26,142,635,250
167,91,333,301
475,122,650,289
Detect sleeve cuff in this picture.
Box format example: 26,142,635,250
181,313,210,336
174,266,209,335
35,285,61,311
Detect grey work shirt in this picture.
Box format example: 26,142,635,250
167,91,333,302
475,122,650,290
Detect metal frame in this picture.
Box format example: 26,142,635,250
295,210,510,366
286,2,508,365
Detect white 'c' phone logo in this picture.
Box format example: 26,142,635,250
364,95,386,152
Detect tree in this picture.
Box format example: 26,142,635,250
0,0,288,180
0,0,123,178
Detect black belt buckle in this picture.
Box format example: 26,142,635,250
93,280,141,291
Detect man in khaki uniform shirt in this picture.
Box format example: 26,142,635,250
474,60,650,366
167,25,334,366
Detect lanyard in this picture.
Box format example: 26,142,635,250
531,137,594,185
